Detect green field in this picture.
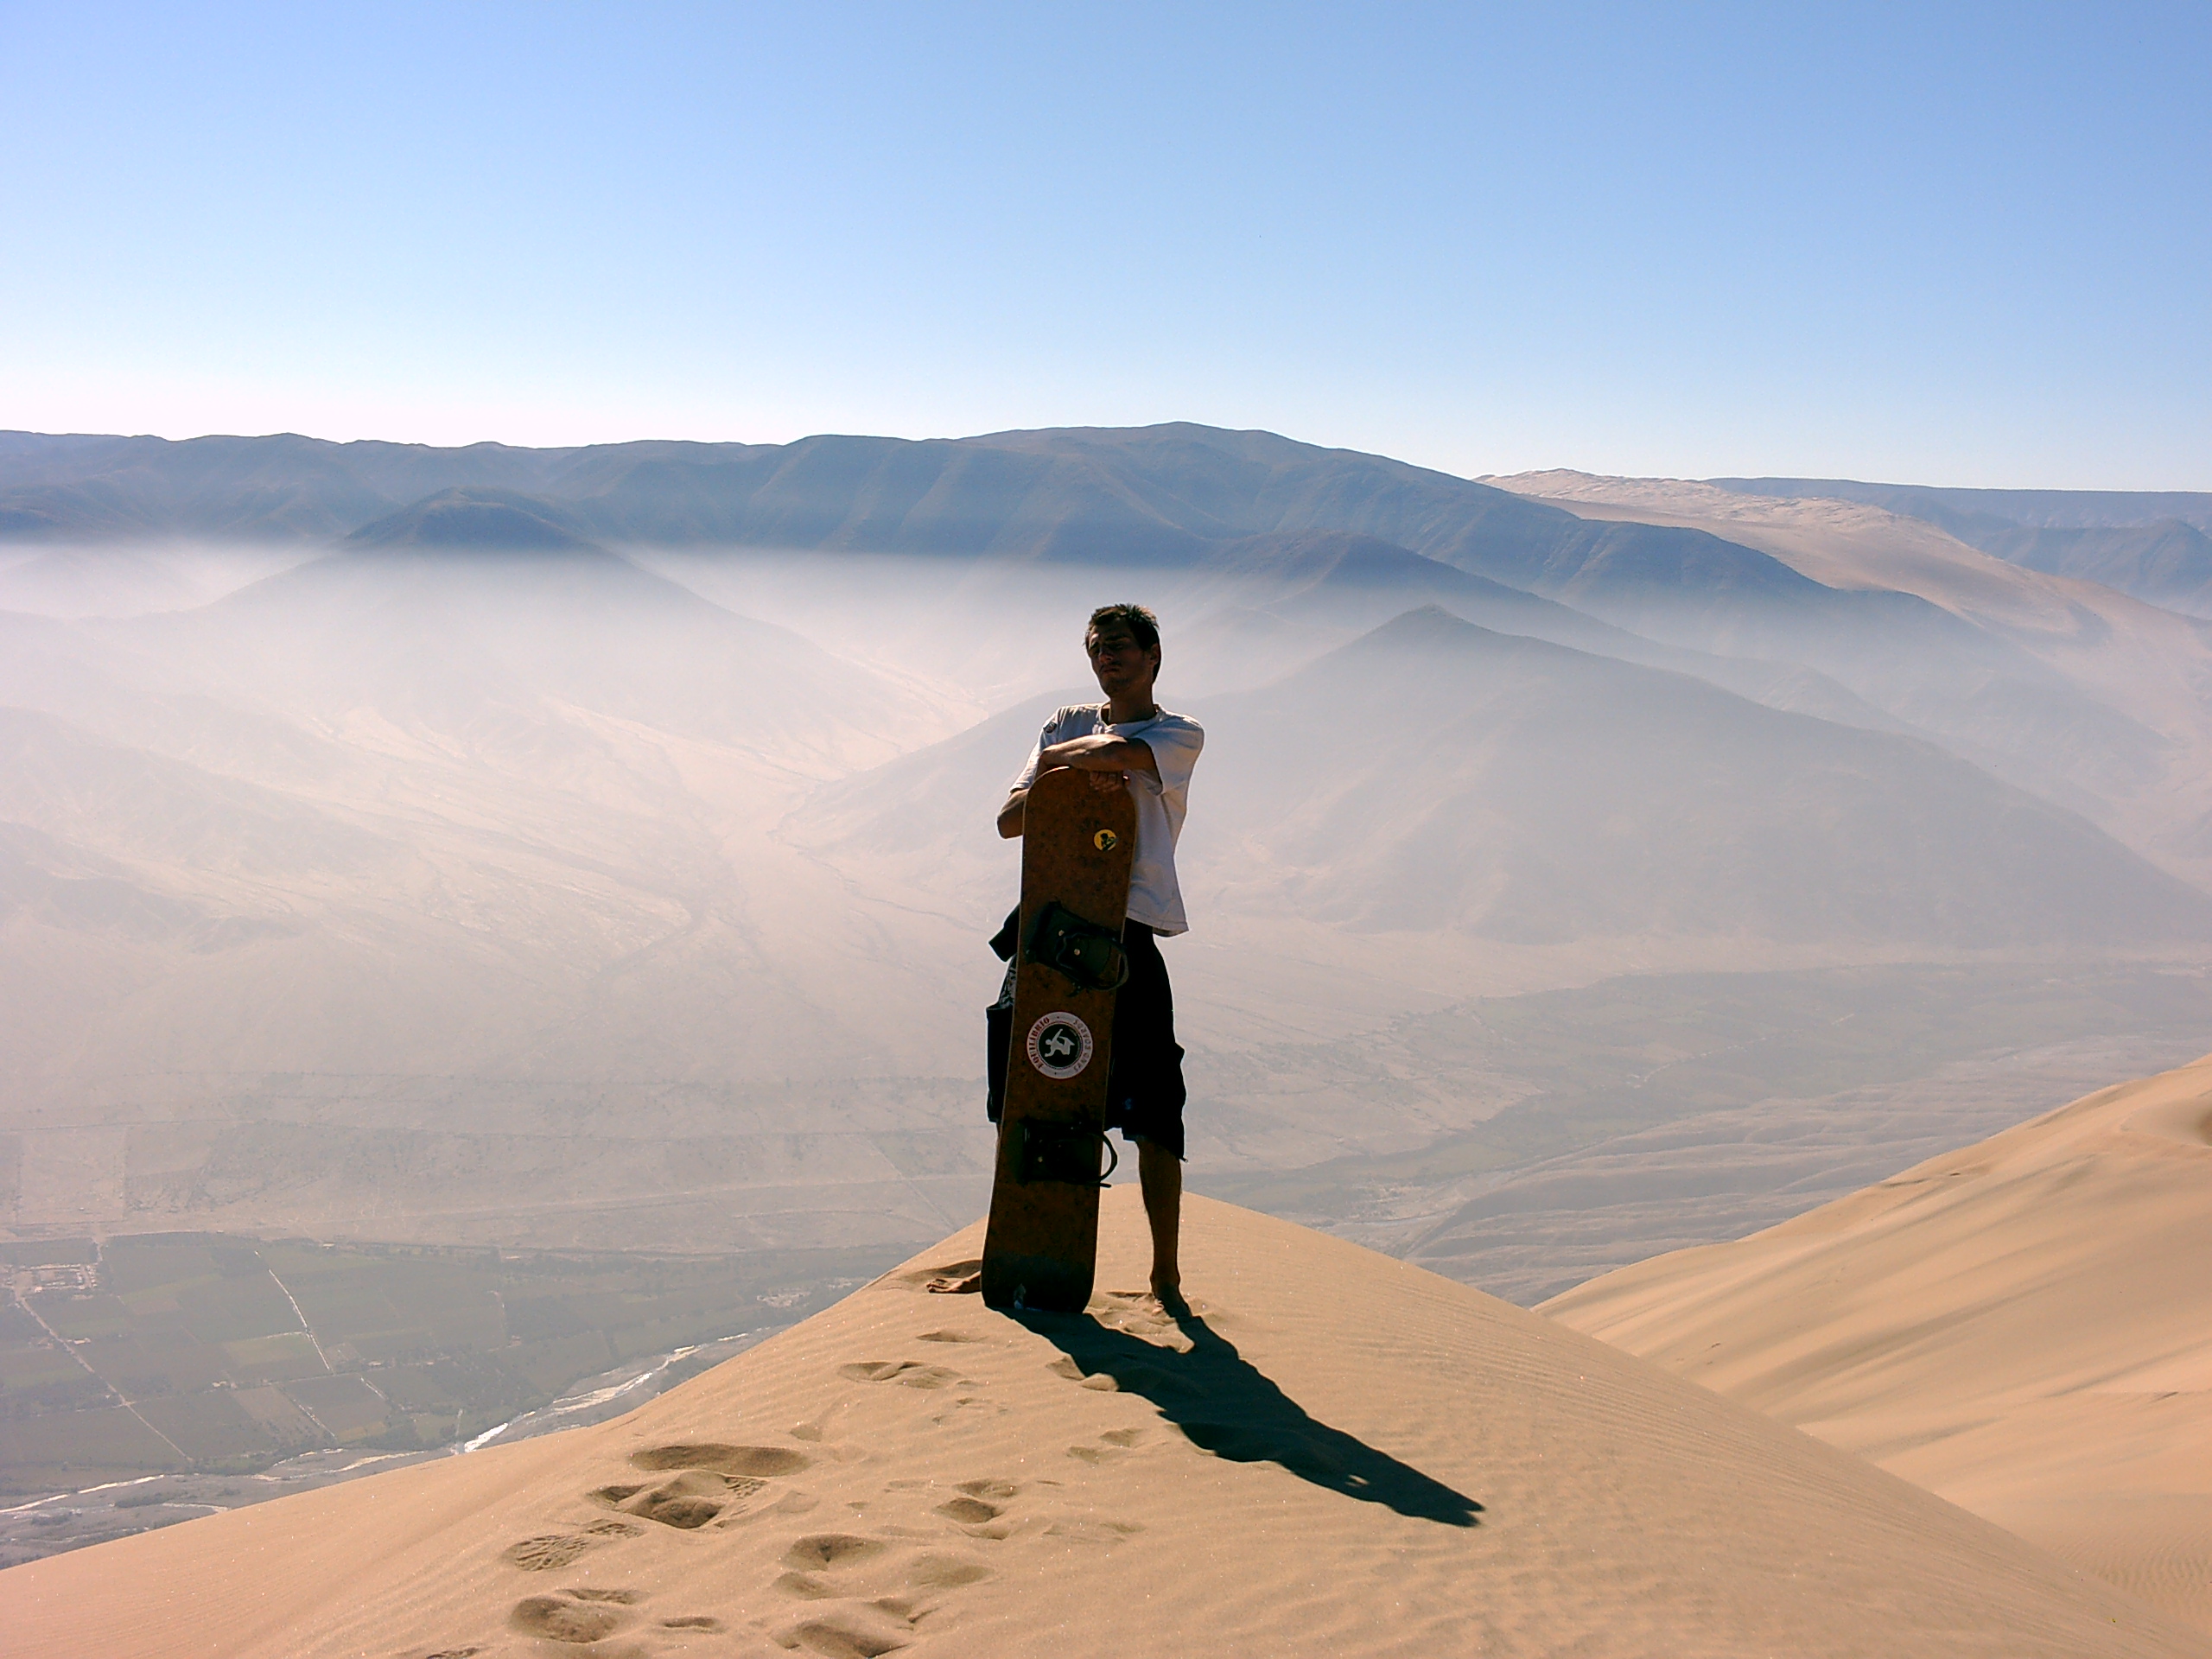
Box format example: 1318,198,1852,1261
0,1235,892,1495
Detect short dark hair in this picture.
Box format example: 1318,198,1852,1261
1086,602,1160,652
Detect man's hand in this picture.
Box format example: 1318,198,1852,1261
1002,736,1152,837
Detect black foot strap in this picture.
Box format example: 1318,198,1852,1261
1009,1120,1119,1186
1027,901,1130,992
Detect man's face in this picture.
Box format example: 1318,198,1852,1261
1086,623,1160,701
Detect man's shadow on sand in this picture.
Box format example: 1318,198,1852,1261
1013,1303,1482,1528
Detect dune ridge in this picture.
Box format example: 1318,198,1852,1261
3,1192,2202,1657
1546,1050,2212,1634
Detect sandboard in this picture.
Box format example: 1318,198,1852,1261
979,765,1137,1312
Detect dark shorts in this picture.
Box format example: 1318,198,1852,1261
987,918,1188,1160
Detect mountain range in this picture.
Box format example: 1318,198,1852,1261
5,421,2212,1293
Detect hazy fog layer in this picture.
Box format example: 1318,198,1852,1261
4,428,2212,1297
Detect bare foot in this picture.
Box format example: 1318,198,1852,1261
927,1272,982,1295
1150,1275,1187,1314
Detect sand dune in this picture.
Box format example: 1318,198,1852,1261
1485,468,2187,639
4,1192,2200,1657
1545,1051,2212,1634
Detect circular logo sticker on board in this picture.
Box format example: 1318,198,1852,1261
1093,829,1120,851
1026,1011,1095,1080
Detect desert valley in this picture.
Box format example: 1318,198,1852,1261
1,424,2210,1653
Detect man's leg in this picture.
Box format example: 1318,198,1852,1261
1137,1136,1182,1305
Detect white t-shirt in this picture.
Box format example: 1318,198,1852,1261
1012,703,1205,936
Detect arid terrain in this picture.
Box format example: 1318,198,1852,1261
5,1192,2205,1659
1548,1048,2212,1636
4,427,2212,1624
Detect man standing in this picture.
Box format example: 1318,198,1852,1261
943,603,1204,1305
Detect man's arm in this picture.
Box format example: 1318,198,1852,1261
1041,734,1157,778
998,738,1154,839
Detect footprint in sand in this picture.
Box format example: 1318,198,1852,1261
1042,1517,1146,1546
772,1535,916,1652
933,1496,1001,1523
598,1471,760,1529
784,1533,891,1571
587,1442,812,1530
1046,1355,1122,1392
931,1475,1021,1527
509,1593,634,1644
778,1617,910,1657
766,1472,1019,1649
499,1521,642,1573
837,1361,962,1389
1067,1424,1153,1464
907,1554,992,1589
1089,1291,1199,1356
511,1584,730,1644
502,1535,594,1572
632,1442,810,1477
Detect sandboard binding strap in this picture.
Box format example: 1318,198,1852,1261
1007,1119,1119,1187
1027,899,1131,992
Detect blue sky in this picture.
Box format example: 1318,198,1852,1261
3,2,2206,485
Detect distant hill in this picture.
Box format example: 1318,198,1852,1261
0,431,582,542
1705,476,2212,616
1203,607,2210,947
10,429,2208,633
1708,476,2212,535
1973,520,2212,618
344,487,597,552
794,607,2212,951
0,425,1975,616
0,425,2125,728
0,424,1647,582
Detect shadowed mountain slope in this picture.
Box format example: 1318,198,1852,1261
1,427,2134,784
3,429,2164,832
0,425,1999,616
1545,1050,2212,1635
1975,520,2212,618
345,486,597,551
793,607,2212,951
3,1192,2201,1659
1195,608,2208,946
0,432,583,542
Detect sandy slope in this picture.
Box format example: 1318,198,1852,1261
1485,469,2186,642
1546,1052,2212,1635
5,1193,2201,1658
